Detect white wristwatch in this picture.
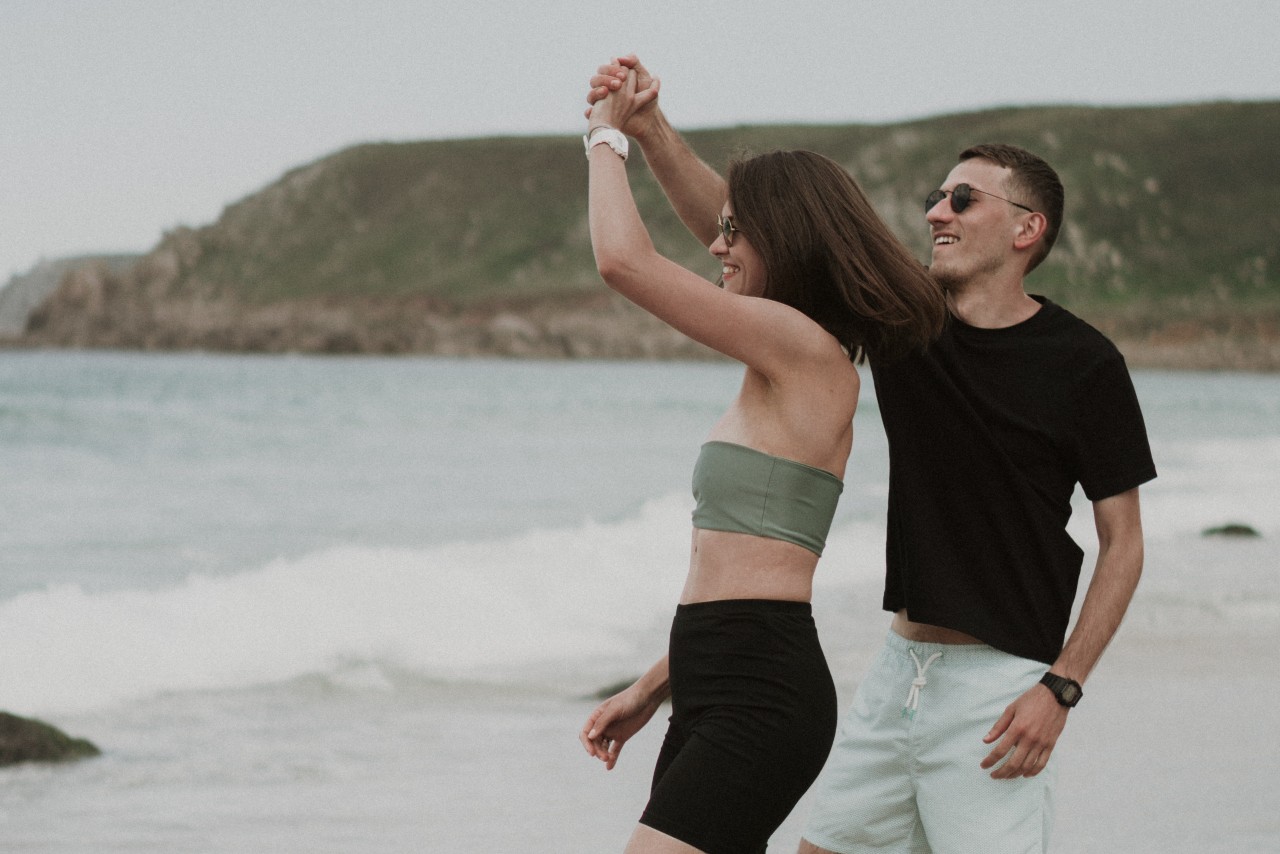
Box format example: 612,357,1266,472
584,126,629,161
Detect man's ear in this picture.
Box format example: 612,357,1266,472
1012,211,1048,252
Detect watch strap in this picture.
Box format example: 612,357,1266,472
583,126,629,160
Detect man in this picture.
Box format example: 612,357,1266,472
586,56,1155,854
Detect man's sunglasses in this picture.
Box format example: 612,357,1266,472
717,214,740,246
925,183,1034,215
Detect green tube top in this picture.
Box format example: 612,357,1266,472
691,440,844,556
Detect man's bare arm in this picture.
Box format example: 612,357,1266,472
981,488,1145,779
1052,487,1145,684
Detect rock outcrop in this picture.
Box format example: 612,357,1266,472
20,257,718,359
0,712,101,766
0,255,137,338
1202,523,1262,538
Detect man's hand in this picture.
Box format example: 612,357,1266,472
583,54,661,140
980,488,1143,780
980,682,1069,779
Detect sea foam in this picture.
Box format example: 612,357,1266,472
0,492,889,717
0,494,690,716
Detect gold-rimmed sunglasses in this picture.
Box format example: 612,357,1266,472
717,214,741,246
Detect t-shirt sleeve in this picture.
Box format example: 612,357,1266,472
1071,350,1157,501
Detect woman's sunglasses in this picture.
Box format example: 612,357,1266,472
717,214,740,246
925,183,1034,215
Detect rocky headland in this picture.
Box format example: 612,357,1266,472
6,101,1278,370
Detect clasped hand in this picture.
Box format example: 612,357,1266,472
585,54,661,138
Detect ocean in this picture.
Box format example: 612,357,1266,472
1,351,1277,852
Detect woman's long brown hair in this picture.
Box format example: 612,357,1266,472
727,150,945,362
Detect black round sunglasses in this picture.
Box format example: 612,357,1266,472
925,183,1034,215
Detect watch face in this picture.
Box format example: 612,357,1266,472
1042,673,1082,706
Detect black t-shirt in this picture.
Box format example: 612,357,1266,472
870,296,1157,664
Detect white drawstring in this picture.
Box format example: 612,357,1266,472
902,649,942,720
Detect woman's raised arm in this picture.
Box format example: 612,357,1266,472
587,74,835,375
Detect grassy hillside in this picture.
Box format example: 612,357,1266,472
163,100,1278,311
704,103,1279,306
21,101,1280,365
180,137,601,303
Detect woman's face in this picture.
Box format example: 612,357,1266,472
710,204,766,297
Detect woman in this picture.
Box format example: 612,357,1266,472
580,71,945,854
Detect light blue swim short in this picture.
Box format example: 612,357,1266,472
802,630,1056,854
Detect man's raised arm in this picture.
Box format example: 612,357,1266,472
587,55,726,247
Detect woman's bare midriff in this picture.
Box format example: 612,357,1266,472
681,528,819,604
890,609,983,644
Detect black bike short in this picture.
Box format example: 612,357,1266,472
639,599,837,854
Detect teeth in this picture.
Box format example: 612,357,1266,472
934,236,958,245
722,265,738,276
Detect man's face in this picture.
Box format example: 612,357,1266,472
925,159,1031,290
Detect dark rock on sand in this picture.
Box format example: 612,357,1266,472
1201,523,1262,538
0,711,101,766
589,678,642,701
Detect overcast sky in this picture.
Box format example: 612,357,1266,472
3,1,1277,281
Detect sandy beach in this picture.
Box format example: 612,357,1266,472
9,623,1271,854
536,611,1280,853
